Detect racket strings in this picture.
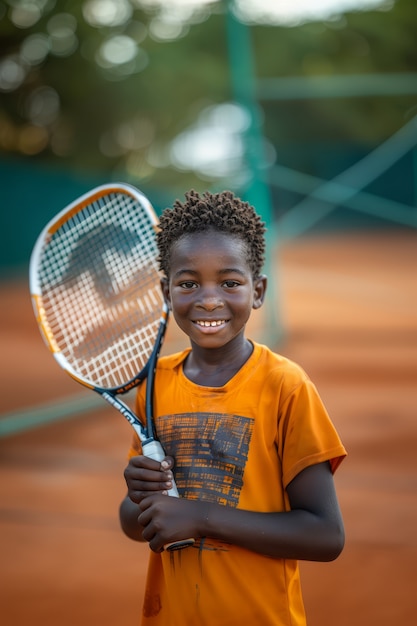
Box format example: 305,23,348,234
36,191,163,389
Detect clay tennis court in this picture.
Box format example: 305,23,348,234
1,228,416,625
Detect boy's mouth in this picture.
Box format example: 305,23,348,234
194,319,227,328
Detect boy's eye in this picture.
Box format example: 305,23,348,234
222,280,240,288
179,280,197,289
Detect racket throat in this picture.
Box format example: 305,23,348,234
100,390,148,440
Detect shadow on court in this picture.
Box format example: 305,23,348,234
0,229,416,626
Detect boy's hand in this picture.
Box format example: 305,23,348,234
124,455,175,504
138,495,205,553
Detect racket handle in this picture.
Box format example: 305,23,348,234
142,439,179,497
141,440,195,551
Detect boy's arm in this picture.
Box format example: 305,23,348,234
121,457,344,561
119,496,144,541
198,460,345,562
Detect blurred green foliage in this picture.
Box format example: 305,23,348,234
0,0,416,195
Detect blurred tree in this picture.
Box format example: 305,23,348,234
0,0,415,194
0,0,229,190
255,0,417,148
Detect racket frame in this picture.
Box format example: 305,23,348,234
29,183,162,437
29,183,194,550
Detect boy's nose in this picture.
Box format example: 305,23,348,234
201,299,222,311
197,291,223,311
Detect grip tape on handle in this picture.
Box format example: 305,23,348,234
142,439,195,551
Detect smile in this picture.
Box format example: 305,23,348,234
195,320,227,327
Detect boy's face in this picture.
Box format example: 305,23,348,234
161,230,266,350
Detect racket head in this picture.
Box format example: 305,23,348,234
29,183,167,394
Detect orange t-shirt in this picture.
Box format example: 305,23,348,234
128,341,346,626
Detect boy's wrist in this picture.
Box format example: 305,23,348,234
198,501,214,538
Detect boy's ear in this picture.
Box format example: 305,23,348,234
160,276,171,308
252,274,267,310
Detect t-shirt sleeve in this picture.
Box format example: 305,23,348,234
127,381,147,459
125,350,190,460
279,376,347,488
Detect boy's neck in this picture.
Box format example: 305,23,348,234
183,338,253,387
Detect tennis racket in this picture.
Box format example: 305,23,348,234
29,183,194,551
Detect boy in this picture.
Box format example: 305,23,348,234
119,189,346,625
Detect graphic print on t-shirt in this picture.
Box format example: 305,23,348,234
155,412,253,507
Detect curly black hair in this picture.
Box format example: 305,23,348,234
156,190,266,278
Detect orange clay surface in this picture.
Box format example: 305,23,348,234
0,229,416,625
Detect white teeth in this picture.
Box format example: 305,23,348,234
197,320,225,327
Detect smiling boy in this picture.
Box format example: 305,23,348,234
119,189,346,626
